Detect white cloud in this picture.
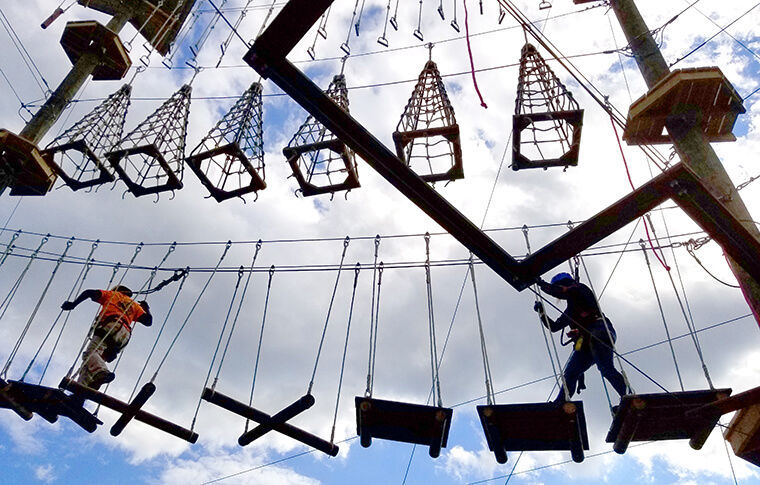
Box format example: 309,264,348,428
34,464,56,483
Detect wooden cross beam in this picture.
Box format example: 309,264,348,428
201,387,339,456
61,377,197,443
242,0,760,291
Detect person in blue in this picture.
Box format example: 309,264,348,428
534,272,628,403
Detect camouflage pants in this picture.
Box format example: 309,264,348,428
79,320,130,389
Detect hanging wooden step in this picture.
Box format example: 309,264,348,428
0,129,57,196
187,82,266,202
77,0,197,55
478,401,589,464
42,84,131,191
726,403,760,467
355,396,452,458
606,388,732,454
60,21,131,81
0,378,101,432
513,43,583,171
623,67,745,145
393,59,463,183
283,74,360,197
107,85,191,197
202,387,339,456
61,377,198,443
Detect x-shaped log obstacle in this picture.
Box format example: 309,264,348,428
202,387,339,456
61,377,198,443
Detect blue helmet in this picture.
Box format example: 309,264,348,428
550,272,574,286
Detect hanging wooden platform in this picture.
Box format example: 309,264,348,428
202,387,339,456
187,144,266,201
77,0,197,56
355,396,452,458
108,144,184,196
61,377,197,443
512,110,584,170
43,139,115,190
60,21,130,81
283,139,360,196
478,401,589,464
0,129,57,195
392,125,463,183
606,388,732,454
623,67,745,145
0,379,101,432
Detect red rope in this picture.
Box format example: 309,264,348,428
462,0,488,109
609,115,671,271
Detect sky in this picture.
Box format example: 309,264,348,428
2,0,760,484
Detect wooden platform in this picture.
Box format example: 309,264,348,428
623,67,745,145
0,129,57,195
283,139,360,196
60,21,130,81
355,396,452,458
186,143,266,202
478,401,589,463
725,403,760,467
606,389,731,454
512,109,583,171
392,125,464,183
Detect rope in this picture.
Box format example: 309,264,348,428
191,266,244,431
150,241,232,380
0,235,49,326
23,240,98,382
0,230,20,269
639,239,684,391
468,257,495,404
423,233,443,408
462,0,488,108
2,238,74,379
307,236,350,395
212,241,262,388
522,226,567,393
686,240,740,288
330,263,361,443
245,265,275,433
364,235,381,397
129,267,189,401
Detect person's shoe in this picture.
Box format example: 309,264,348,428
89,371,115,389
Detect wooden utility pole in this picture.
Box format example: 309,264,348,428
608,0,760,323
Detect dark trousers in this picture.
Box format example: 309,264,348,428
555,321,628,402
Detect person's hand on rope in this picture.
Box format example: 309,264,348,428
61,300,77,311
533,300,545,314
566,328,580,341
138,300,150,310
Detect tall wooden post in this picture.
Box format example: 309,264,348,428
609,0,760,324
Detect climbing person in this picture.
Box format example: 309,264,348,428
533,272,628,403
61,285,152,390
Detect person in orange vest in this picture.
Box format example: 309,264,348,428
61,285,152,389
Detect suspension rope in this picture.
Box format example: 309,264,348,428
424,233,443,408
0,234,49,326
129,267,189,401
639,239,684,391
364,235,381,397
22,240,98,382
246,264,275,433
0,230,20,269
330,263,361,443
468,256,495,404
307,236,350,395
212,241,263,389
150,241,232,380
523,226,567,400
2,237,74,379
191,266,245,431
39,244,99,384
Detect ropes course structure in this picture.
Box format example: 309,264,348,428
2,0,760,483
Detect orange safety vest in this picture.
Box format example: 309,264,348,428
96,290,145,332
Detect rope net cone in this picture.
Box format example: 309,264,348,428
43,84,131,191
187,82,265,202
512,43,583,171
393,59,463,184
107,84,191,197
283,73,360,197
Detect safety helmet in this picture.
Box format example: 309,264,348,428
550,272,574,286
111,285,133,297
